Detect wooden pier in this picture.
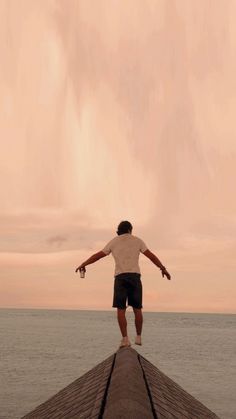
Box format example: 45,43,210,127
22,347,219,418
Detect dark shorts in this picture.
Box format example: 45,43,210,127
112,272,143,309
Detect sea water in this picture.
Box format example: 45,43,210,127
0,308,235,419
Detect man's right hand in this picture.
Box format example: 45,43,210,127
161,267,171,280
75,265,86,273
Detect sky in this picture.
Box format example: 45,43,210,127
0,0,235,313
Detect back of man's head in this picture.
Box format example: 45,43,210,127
116,220,133,236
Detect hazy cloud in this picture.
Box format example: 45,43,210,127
0,0,235,311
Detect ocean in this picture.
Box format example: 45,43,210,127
0,308,235,419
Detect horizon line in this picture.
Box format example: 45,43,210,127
0,306,235,315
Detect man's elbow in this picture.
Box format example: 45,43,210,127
142,249,154,260
96,251,107,259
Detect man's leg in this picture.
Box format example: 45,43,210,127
117,308,127,337
133,307,143,335
127,274,143,341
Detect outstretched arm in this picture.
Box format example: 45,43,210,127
75,251,107,273
142,249,171,280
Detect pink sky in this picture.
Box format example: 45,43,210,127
0,1,235,313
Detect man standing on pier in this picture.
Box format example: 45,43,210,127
75,220,171,348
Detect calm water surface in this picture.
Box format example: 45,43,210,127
0,308,235,419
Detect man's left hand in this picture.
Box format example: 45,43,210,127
161,267,171,280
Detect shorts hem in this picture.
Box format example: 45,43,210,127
112,304,143,309
112,305,127,309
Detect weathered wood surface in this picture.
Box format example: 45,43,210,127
21,347,220,418
21,354,114,419
139,353,219,419
103,347,153,419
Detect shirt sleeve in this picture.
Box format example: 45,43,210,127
139,238,148,253
101,239,113,255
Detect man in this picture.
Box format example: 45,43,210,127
75,220,171,348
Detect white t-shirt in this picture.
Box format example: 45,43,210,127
102,233,148,276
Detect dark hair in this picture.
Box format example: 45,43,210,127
116,220,133,236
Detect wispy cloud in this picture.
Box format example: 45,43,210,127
0,1,236,311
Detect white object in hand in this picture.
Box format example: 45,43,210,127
79,268,85,278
